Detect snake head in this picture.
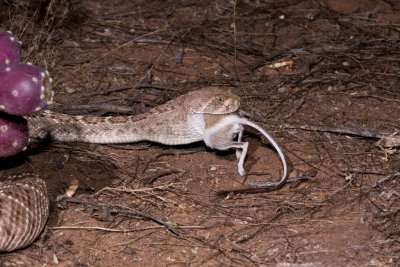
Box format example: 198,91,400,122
188,87,241,114
200,93,241,114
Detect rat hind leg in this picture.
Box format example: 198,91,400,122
213,141,248,176
236,126,244,161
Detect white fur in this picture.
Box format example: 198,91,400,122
202,114,288,187
203,114,242,146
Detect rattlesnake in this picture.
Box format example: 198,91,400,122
1,87,288,252
0,174,49,252
0,87,240,252
27,87,241,144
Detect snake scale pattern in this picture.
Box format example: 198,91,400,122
0,174,49,252
0,87,240,252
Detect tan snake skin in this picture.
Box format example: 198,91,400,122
1,87,289,252
0,175,49,252
1,87,240,252
27,87,241,144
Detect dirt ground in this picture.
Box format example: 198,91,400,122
1,0,400,266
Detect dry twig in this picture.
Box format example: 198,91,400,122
62,197,181,236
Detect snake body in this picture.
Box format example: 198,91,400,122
0,175,49,252
1,87,240,252
27,87,241,144
1,87,289,252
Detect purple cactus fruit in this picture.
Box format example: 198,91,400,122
0,63,54,115
0,113,29,157
0,31,22,70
